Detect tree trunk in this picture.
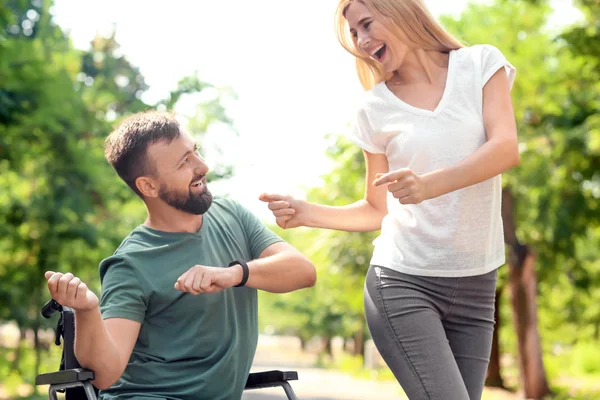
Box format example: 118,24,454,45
485,289,505,388
353,319,365,357
299,336,306,351
324,336,333,356
502,188,551,399
34,325,41,379
344,337,353,353
10,326,26,374
508,248,551,398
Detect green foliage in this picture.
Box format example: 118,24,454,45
258,1,600,393
259,136,376,348
80,30,149,116
0,0,121,336
170,74,239,181
0,0,237,386
2,0,598,395
442,0,600,352
571,341,600,375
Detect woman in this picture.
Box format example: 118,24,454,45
260,0,519,398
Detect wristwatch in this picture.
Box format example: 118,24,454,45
228,260,249,287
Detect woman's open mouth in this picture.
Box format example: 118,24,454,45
370,44,387,62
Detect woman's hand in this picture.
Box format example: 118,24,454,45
373,169,432,205
259,193,309,229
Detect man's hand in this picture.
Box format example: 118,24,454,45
174,265,243,295
45,271,99,312
373,169,432,205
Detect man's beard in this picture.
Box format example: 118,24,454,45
159,183,213,215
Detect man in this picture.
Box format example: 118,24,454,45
44,111,316,400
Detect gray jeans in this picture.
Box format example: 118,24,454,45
364,265,497,400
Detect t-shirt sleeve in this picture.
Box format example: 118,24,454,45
480,44,516,91
347,106,385,154
99,257,146,322
234,201,284,259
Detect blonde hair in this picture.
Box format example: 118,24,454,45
335,0,464,90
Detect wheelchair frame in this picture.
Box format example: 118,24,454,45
35,299,299,400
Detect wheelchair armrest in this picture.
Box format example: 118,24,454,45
245,370,298,390
35,368,95,386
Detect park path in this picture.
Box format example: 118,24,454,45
0,327,517,400
242,335,405,400
242,364,406,400
242,335,517,400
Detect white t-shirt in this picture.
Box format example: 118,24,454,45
348,44,516,277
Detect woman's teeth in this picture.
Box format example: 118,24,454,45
370,44,385,60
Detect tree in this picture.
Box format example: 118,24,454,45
80,28,149,116
159,73,238,181
441,0,600,397
1,0,107,377
303,137,378,357
260,1,599,397
0,0,237,389
258,136,376,360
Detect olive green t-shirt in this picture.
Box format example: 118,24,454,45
98,198,283,400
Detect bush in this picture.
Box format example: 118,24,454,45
571,341,600,375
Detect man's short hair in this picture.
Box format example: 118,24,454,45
105,110,181,198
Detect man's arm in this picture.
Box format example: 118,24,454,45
45,271,141,390
242,241,316,293
175,242,316,295
75,311,140,390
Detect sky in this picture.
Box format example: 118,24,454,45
51,0,582,220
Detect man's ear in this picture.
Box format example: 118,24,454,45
136,176,159,198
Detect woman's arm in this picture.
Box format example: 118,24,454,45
260,150,389,232
374,69,520,203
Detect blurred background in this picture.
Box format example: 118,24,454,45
0,0,598,399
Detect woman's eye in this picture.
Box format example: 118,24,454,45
365,21,372,30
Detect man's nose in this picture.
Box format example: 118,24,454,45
192,154,209,174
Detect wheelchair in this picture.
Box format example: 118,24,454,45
35,299,299,400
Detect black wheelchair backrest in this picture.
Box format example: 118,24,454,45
40,299,98,400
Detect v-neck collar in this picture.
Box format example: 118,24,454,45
377,50,456,117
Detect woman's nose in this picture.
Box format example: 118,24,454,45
357,33,371,51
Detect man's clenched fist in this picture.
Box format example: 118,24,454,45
45,271,99,312
175,264,243,295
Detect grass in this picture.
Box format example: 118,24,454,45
317,352,396,382
0,342,63,400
